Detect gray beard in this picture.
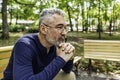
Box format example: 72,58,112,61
46,36,65,47
56,37,65,47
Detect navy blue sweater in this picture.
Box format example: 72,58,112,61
2,33,73,80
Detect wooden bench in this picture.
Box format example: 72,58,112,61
0,46,81,79
84,40,120,74
0,46,14,79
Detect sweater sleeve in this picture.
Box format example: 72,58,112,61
62,59,74,73
13,42,66,80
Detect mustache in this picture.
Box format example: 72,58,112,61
59,36,66,41
56,36,66,47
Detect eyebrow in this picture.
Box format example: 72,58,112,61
42,23,51,27
56,24,67,27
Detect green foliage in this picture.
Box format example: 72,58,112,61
68,31,120,40
9,25,26,32
0,23,2,30
27,26,39,33
67,36,84,56
0,32,23,47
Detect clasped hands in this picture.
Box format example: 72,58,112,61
56,43,75,62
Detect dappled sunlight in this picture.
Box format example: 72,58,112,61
9,32,24,37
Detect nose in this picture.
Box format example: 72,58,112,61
61,28,67,35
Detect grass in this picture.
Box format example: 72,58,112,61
0,32,24,47
67,31,120,40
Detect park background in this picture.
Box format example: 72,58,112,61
0,0,120,79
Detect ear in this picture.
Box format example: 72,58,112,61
39,24,47,34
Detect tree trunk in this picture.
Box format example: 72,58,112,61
9,7,13,25
76,5,80,32
66,3,73,31
98,0,101,39
1,0,9,39
82,7,85,32
109,20,112,36
75,17,79,31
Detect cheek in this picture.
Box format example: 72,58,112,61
48,31,59,40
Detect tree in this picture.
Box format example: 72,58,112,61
1,0,9,39
66,2,73,31
79,0,85,32
58,0,74,31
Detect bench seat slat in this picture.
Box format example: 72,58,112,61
73,56,81,64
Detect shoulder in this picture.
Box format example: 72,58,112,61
17,33,38,45
14,33,39,52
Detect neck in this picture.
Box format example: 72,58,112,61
38,33,51,53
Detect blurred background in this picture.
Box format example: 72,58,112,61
0,0,120,79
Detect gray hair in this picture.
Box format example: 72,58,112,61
39,8,66,28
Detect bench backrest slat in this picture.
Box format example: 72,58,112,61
84,40,120,61
0,46,13,52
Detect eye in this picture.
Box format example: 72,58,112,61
56,24,64,29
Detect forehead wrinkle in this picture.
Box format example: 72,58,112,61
43,15,54,25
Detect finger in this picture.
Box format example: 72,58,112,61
68,52,74,59
68,46,75,53
62,43,71,50
58,43,64,48
65,45,72,54
59,43,68,51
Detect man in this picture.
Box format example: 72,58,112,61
2,8,75,80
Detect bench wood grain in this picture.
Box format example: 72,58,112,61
84,40,120,61
0,46,13,79
84,40,120,75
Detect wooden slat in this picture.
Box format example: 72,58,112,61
0,46,13,52
0,50,12,54
85,56,120,61
0,72,3,79
0,52,11,59
0,58,9,65
84,52,120,56
0,46,13,59
0,64,8,73
0,46,13,79
0,58,9,74
73,56,81,64
84,40,120,61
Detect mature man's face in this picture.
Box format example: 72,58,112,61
45,14,67,46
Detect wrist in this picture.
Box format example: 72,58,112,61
57,56,67,62
70,55,74,60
